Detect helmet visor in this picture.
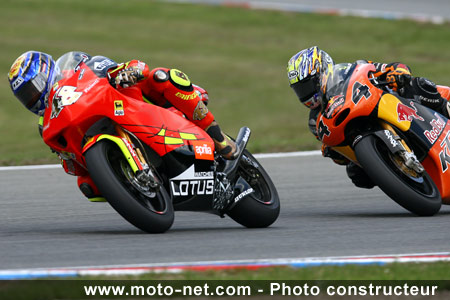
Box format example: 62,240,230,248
291,76,320,108
14,73,47,110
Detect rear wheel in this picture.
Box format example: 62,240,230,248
85,140,174,233
226,150,280,227
355,135,441,216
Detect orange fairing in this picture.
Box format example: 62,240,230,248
438,85,450,101
318,64,380,146
422,124,450,204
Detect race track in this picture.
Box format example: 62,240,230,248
1,154,449,270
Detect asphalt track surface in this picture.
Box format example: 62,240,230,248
1,155,450,270
2,0,450,272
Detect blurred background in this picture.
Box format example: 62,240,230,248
1,0,449,165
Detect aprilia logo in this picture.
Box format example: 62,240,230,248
192,141,214,160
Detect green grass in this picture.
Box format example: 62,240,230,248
1,263,450,300
1,0,450,165
96,262,450,280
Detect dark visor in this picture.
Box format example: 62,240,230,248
291,76,319,103
14,73,46,109
15,80,42,109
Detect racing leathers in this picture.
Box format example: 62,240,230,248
310,60,450,189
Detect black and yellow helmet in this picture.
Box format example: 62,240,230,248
287,46,334,109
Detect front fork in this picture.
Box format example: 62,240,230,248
114,124,160,190
379,121,425,174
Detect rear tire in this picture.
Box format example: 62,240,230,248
355,135,441,216
85,140,174,233
226,150,280,228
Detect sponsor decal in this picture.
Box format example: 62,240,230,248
242,128,251,143
424,113,446,144
114,100,124,116
288,70,299,80
11,77,24,91
234,188,254,203
192,141,214,160
384,130,398,148
8,54,26,80
175,91,198,101
170,69,191,87
121,137,143,170
325,95,345,119
83,78,99,93
397,101,424,122
193,101,209,121
51,86,83,119
170,165,214,196
93,59,115,71
439,131,450,173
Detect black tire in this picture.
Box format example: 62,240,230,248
355,135,441,216
226,150,280,227
85,140,174,233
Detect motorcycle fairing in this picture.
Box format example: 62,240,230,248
421,125,450,204
43,63,214,169
319,63,450,204
318,64,381,146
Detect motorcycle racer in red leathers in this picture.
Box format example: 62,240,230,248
287,46,450,189
8,51,238,200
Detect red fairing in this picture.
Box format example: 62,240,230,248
42,63,213,171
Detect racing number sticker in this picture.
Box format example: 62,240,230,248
351,81,371,105
51,86,83,118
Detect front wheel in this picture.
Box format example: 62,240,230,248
355,135,441,216
85,140,174,233
226,150,280,227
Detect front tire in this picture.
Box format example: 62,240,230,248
85,140,174,233
355,135,441,216
226,150,280,227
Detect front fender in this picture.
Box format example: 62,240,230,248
82,134,142,173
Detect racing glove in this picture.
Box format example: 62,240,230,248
385,67,412,92
108,60,148,88
111,67,144,88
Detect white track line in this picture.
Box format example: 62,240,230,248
0,151,321,171
1,252,449,279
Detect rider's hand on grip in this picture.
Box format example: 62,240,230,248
385,69,412,91
113,67,144,88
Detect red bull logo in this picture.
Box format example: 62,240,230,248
397,102,424,122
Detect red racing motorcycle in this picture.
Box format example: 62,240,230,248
41,56,279,233
317,63,450,216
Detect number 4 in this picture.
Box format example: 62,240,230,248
352,82,371,105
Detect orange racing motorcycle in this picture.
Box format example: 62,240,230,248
317,63,450,216
41,54,280,233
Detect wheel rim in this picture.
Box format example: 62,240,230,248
105,145,168,214
238,155,273,205
373,138,436,197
